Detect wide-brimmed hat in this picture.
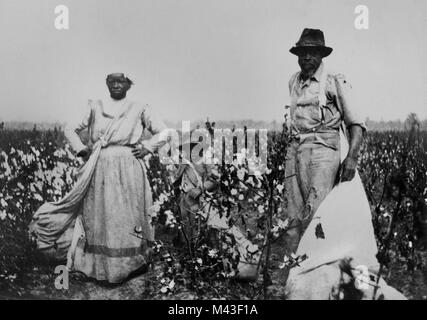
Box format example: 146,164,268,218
290,28,333,57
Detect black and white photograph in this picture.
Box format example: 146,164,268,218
1,0,426,304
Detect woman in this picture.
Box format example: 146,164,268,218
30,73,168,283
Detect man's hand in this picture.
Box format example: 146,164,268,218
132,144,151,159
187,187,202,200
340,156,357,182
340,124,365,182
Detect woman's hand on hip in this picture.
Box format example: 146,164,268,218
132,144,151,159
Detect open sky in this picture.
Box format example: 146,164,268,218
0,0,426,124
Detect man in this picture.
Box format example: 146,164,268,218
282,28,366,256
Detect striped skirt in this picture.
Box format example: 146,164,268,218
73,145,154,283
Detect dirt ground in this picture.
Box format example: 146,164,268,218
1,248,426,300
2,210,427,300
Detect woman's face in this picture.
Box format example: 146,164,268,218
106,75,131,100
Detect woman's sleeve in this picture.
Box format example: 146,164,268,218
140,104,169,153
64,101,93,153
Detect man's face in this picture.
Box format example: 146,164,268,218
297,48,323,76
106,74,131,99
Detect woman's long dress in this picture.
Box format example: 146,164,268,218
30,98,167,283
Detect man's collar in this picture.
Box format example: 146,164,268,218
312,62,324,82
299,62,324,86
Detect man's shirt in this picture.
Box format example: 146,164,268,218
287,62,367,134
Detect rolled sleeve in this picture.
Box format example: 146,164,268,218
140,104,169,153
64,100,93,153
334,74,367,131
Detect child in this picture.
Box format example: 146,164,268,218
172,142,260,281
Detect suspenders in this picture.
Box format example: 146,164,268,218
318,66,328,124
317,68,350,151
289,66,341,136
318,69,348,141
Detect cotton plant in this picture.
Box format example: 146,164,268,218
2,126,425,298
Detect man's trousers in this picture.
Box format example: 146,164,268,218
282,131,341,255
